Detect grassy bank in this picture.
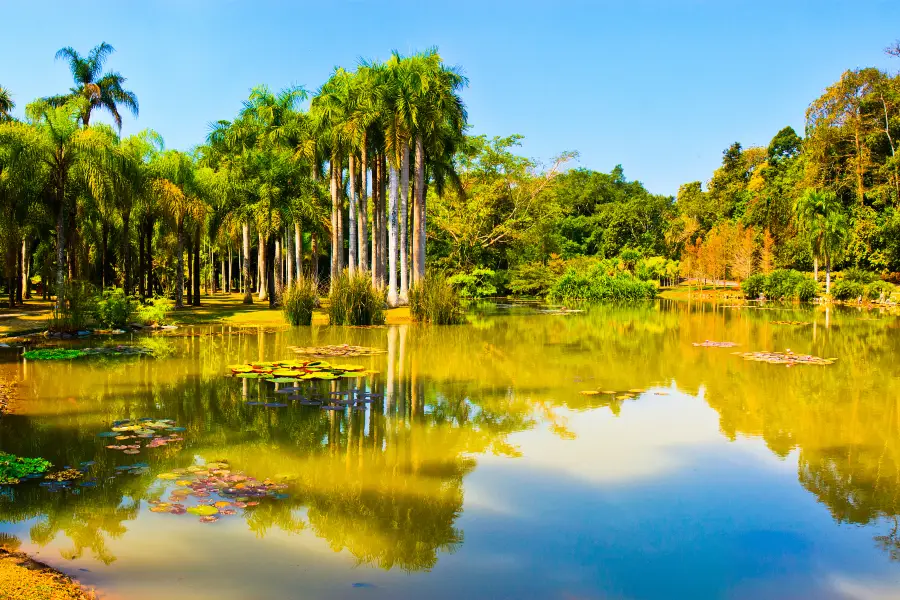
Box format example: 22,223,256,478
0,548,92,600
0,293,412,337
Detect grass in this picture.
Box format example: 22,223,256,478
327,270,387,326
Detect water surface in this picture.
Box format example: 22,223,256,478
1,301,899,599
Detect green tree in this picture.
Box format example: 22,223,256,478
794,190,847,293
47,42,138,129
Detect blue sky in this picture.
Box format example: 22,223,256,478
2,0,899,196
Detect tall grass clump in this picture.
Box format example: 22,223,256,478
282,275,319,326
327,270,386,326
409,274,466,324
49,280,96,332
548,266,657,303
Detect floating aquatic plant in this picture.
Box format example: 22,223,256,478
0,452,52,485
24,345,156,361
288,344,385,358
692,341,739,348
735,350,836,366
226,359,371,383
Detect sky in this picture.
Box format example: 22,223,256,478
2,0,899,196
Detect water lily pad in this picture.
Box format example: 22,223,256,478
199,515,219,523
187,505,219,516
157,473,179,480
96,431,119,438
270,378,297,383
263,403,287,408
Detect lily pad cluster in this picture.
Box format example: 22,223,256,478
0,451,52,485
148,461,290,523
39,462,97,492
770,320,811,326
227,360,375,382
98,418,185,455
734,350,836,366
693,340,739,348
24,345,154,361
579,388,646,400
288,344,385,358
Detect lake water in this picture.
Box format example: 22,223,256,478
1,300,899,599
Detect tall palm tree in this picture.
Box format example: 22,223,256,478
794,190,847,294
19,99,113,297
48,42,138,129
0,86,14,121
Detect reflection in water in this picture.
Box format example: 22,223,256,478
0,302,898,597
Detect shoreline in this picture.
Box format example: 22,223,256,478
0,547,94,600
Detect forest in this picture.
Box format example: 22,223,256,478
1,41,899,314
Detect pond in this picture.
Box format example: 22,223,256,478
1,300,899,599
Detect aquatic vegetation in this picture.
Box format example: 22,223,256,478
288,344,385,357
409,274,466,325
832,279,864,301
148,461,289,523
98,418,185,455
226,359,369,383
42,469,84,482
327,270,386,326
0,452,52,485
735,350,836,366
23,345,156,360
282,276,319,326
770,320,810,326
49,280,97,333
693,341,739,348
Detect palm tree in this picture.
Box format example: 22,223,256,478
49,42,138,129
153,150,203,308
794,190,847,294
18,99,112,298
0,86,14,121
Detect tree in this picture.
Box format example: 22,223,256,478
760,228,775,275
48,43,138,129
794,190,847,294
0,86,13,121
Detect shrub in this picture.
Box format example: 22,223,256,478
741,274,767,299
841,267,878,284
49,280,97,332
764,269,805,300
328,270,386,326
282,276,319,326
548,269,657,302
409,274,466,325
94,288,135,329
508,263,557,297
832,279,864,301
448,268,498,298
795,277,819,302
136,297,174,326
864,280,893,303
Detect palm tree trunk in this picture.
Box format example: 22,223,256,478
359,142,368,272
101,220,108,290
414,135,426,283
275,234,283,301
311,231,318,280
22,236,29,301
286,226,293,289
379,152,387,286
348,153,358,275
186,238,193,306
825,252,831,295
388,162,399,307
227,243,232,293
258,230,267,302
399,140,409,303
55,200,66,305
294,220,302,280
371,152,380,286
242,222,252,304
330,159,339,287
122,213,131,293
220,254,225,295
813,256,818,282
138,227,145,298
15,241,22,306
175,220,184,309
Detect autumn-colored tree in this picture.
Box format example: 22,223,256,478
730,224,757,281
760,228,775,275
